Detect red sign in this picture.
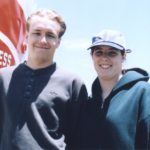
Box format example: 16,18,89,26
0,0,26,68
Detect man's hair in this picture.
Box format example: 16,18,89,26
26,9,66,38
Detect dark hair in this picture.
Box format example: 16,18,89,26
90,46,126,56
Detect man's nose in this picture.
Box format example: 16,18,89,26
40,36,47,43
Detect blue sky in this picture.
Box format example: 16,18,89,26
24,0,150,92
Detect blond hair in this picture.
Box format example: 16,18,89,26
26,9,66,38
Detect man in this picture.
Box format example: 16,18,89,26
0,9,88,150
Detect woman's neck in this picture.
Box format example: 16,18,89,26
99,74,122,100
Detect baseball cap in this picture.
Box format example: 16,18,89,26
87,29,131,53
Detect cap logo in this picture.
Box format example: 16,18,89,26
92,36,102,44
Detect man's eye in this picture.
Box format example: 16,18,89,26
47,34,57,39
33,32,41,36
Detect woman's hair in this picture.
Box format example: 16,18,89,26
90,47,126,56
26,9,66,38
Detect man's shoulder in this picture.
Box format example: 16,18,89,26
55,66,83,82
0,65,18,92
0,65,17,77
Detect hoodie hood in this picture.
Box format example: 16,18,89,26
91,68,149,98
114,68,149,90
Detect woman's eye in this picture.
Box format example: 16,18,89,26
108,51,118,57
95,51,103,56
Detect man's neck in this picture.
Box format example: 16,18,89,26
26,59,52,70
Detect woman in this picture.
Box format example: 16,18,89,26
80,29,150,150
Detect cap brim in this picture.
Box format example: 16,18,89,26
87,41,124,51
125,49,132,53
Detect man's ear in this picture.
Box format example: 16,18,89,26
25,31,28,40
56,38,61,48
22,32,28,52
22,41,27,52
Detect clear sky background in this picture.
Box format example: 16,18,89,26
24,0,150,92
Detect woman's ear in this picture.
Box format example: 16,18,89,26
122,53,126,63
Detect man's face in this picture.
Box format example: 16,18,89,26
26,15,61,64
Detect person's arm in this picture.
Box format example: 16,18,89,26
27,102,66,150
135,116,150,149
65,78,88,149
0,75,5,142
135,83,150,149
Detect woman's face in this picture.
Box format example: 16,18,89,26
91,45,126,81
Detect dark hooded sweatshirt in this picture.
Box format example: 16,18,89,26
0,62,88,150
79,68,150,150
